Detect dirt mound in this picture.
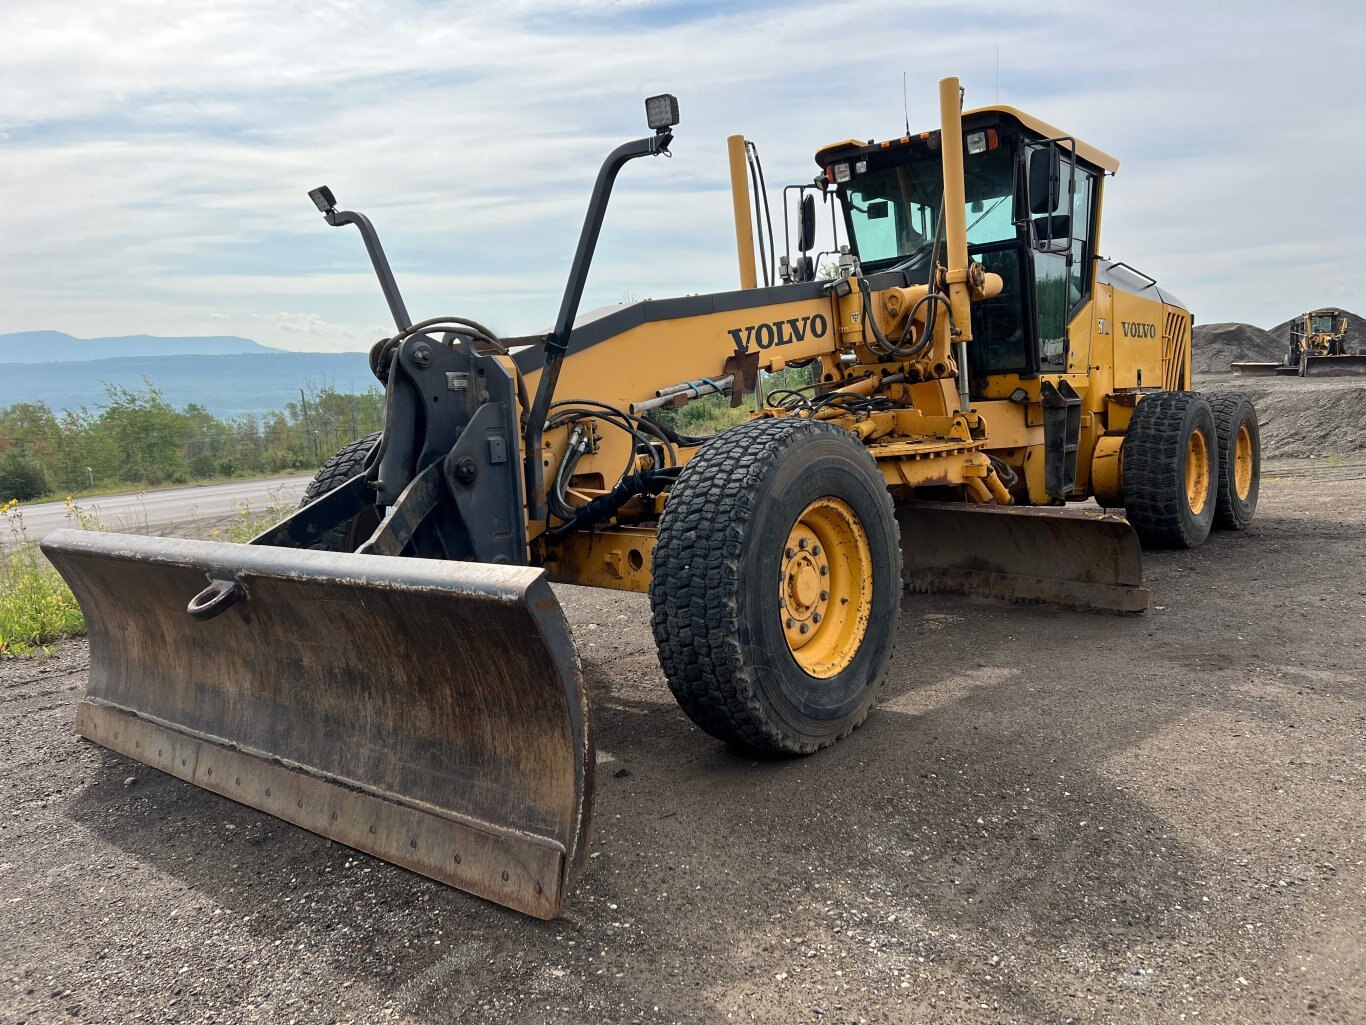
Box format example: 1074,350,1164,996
1270,308,1366,354
1192,322,1282,375
1194,376,1366,459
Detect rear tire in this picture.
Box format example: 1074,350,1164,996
1207,392,1260,530
301,432,381,551
1121,392,1217,549
649,418,901,754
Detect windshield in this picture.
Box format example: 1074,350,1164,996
843,145,1016,267
1310,315,1340,334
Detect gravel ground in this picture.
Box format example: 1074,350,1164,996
2,459,1364,1025
1199,374,1366,461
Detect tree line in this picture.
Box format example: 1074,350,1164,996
0,382,383,502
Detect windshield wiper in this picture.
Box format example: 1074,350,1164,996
965,195,1008,236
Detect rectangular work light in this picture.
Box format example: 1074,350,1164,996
645,94,680,131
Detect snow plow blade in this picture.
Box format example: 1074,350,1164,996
896,501,1149,613
40,529,592,920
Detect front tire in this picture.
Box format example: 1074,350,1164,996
300,432,381,551
649,418,901,754
1122,392,1217,549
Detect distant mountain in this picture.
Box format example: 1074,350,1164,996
0,330,283,363
0,352,379,417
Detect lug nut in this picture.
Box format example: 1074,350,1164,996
785,547,795,558
799,623,809,634
820,590,829,601
820,565,828,576
811,545,822,556
812,612,822,623
786,617,795,629
798,537,809,550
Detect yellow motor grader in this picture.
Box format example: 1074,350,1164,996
42,79,1261,919
1233,307,1364,377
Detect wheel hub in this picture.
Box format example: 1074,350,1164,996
779,498,873,679
782,531,828,626
1234,424,1253,500
1184,426,1210,516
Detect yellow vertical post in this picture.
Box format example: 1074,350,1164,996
937,77,972,339
937,76,973,411
727,135,759,290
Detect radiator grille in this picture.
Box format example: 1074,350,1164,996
1161,310,1188,390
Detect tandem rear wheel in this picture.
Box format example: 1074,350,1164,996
649,418,902,754
1121,390,1260,548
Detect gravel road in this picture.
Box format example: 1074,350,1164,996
2,459,1363,1025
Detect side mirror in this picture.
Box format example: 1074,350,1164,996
1028,145,1061,215
797,193,817,253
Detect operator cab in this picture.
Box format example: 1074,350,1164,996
815,108,1117,392
1308,310,1345,336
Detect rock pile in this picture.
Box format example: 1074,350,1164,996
1191,322,1282,375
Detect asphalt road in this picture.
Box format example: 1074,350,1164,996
10,475,313,543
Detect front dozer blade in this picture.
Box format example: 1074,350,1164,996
896,501,1149,613
40,529,592,920
1230,361,1292,377
1301,354,1366,377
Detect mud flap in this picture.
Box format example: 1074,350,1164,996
40,529,592,919
896,501,1149,613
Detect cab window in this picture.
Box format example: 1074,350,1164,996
1031,153,1097,367
845,162,940,264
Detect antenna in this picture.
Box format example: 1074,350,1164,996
903,72,910,135
996,45,1000,102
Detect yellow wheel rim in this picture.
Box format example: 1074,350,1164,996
1233,424,1254,500
1185,427,1210,515
779,497,872,679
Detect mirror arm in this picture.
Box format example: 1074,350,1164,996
525,130,673,521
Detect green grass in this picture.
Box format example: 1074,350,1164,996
1,500,85,657
209,488,300,544
0,482,301,659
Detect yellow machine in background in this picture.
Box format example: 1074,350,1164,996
1296,308,1352,357
42,78,1261,919
1234,306,1365,377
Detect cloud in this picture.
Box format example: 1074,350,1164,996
0,0,1363,352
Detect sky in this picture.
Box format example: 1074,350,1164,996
2,0,1364,353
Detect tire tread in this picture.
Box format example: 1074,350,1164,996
300,431,380,551
1122,391,1215,549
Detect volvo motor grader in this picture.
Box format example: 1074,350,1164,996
1233,307,1364,377
43,79,1262,919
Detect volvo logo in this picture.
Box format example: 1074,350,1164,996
1120,321,1157,339
728,314,829,353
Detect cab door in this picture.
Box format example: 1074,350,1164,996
1028,154,1097,379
